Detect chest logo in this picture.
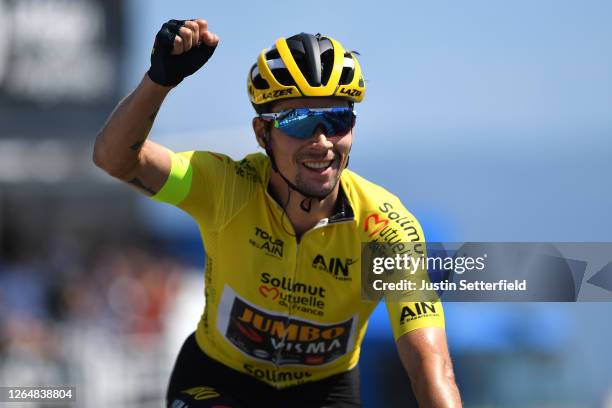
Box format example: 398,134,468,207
249,227,284,259
312,254,356,282
258,285,280,300
258,272,326,317
217,287,356,367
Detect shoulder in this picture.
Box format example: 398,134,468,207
231,152,269,184
181,151,269,185
341,168,404,215
165,151,269,225
341,169,425,243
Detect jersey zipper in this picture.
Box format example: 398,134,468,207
264,190,355,369
264,190,296,367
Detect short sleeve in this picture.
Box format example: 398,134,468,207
151,150,233,231
151,150,263,232
386,300,445,340
380,196,446,340
152,149,193,205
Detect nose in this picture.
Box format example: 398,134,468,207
310,125,334,149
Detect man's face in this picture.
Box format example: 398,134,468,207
262,98,353,199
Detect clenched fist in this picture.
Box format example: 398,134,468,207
148,19,219,87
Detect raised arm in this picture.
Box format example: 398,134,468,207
93,19,219,195
397,327,462,408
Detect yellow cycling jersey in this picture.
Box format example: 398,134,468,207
152,150,444,388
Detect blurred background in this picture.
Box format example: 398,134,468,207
0,0,611,407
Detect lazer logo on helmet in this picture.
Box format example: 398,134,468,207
217,287,356,367
249,227,284,259
261,89,293,101
338,87,361,97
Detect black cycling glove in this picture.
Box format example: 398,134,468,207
147,19,217,87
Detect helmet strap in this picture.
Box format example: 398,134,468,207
300,198,313,212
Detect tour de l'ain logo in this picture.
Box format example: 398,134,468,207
249,227,284,259
258,272,326,317
311,254,356,281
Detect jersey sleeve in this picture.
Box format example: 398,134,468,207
151,149,245,232
381,196,446,340
386,299,445,341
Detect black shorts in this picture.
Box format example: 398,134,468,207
166,332,361,408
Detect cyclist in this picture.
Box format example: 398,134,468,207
93,18,461,408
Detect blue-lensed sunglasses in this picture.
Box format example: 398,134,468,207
259,107,356,139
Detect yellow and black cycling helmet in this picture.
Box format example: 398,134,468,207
248,33,365,114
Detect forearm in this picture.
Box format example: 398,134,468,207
408,353,462,408
396,328,462,408
93,74,171,177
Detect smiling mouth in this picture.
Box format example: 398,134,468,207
302,160,333,170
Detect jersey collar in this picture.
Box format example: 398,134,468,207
328,184,354,224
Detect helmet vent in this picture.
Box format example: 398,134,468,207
266,49,281,60
253,75,269,89
339,66,354,85
273,68,297,87
320,48,334,85
250,65,269,89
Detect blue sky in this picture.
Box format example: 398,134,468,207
130,0,612,241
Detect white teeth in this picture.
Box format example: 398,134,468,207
304,161,332,169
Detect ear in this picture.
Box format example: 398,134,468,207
252,117,267,149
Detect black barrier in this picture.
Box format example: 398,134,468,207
0,0,123,138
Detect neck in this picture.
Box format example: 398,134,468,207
268,168,340,237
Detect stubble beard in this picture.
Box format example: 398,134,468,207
294,157,343,199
